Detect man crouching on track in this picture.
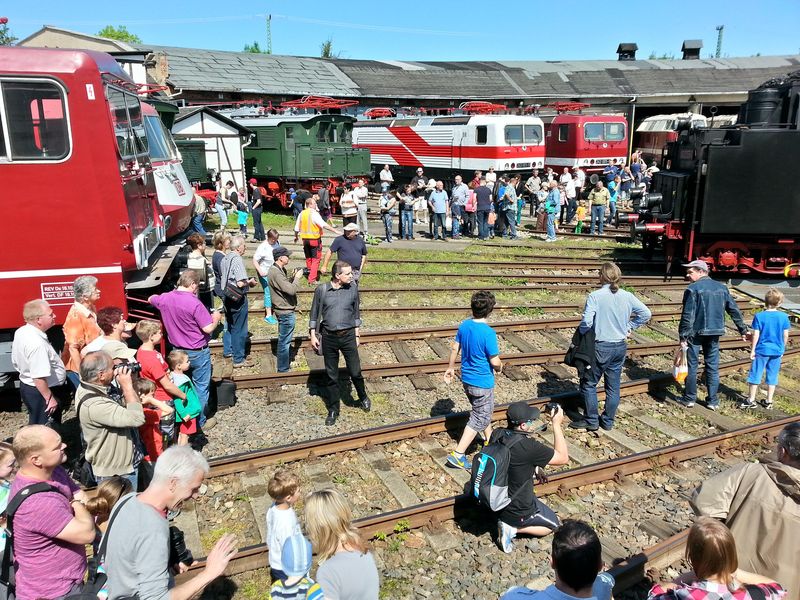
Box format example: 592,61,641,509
309,260,370,426
496,401,569,553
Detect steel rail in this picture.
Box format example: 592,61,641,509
213,303,749,355
226,333,765,389
208,350,787,477
365,258,655,269
357,272,673,281
182,404,797,582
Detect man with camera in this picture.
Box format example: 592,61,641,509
267,246,304,373
75,351,145,490
495,401,569,553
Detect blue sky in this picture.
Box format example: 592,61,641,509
4,0,799,61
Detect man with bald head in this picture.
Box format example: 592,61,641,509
9,425,95,600
11,300,70,425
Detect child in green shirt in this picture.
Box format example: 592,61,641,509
167,350,203,446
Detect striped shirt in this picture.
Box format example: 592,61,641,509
270,577,323,600
220,251,249,292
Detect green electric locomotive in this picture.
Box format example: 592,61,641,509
228,108,371,208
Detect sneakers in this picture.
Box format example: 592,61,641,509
264,316,278,325
445,452,472,471
568,420,598,432
760,400,774,409
498,520,516,554
676,398,695,408
738,399,758,409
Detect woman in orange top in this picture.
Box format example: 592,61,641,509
61,275,102,391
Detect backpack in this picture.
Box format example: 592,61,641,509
469,430,524,512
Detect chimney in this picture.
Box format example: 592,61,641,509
681,40,703,60
616,43,638,61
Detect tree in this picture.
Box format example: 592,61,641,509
320,38,340,58
0,19,17,45
97,25,142,44
244,41,267,53
648,51,676,60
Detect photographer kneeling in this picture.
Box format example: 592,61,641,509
76,351,145,490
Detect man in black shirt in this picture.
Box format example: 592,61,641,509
309,260,370,426
495,401,569,553
248,178,265,241
474,178,493,240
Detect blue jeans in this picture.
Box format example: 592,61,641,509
401,211,414,239
581,341,627,429
252,207,265,241
382,213,394,241
224,298,249,364
97,468,138,492
276,312,296,372
590,205,605,234
504,210,517,238
477,210,490,239
191,214,207,236
215,205,228,228
451,205,462,237
433,212,447,239
185,347,211,426
546,213,556,240
684,335,720,407
606,201,616,224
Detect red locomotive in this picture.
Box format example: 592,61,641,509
0,47,189,377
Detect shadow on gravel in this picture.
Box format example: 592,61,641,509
199,575,238,599
430,397,455,417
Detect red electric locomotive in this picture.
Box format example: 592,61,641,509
0,47,186,377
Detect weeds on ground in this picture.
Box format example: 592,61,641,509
512,306,545,317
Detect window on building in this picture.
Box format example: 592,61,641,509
1,80,70,160
476,125,487,145
557,124,569,142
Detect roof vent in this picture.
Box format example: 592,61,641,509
681,40,703,60
616,43,638,61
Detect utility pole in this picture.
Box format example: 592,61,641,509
266,14,272,54
715,25,724,58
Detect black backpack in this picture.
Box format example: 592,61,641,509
469,430,524,512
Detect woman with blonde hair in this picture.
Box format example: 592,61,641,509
570,262,651,432
648,517,784,600
305,488,379,599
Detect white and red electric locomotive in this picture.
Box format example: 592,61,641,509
353,104,545,181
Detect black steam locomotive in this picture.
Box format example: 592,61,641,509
627,71,800,276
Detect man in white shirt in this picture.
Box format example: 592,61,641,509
11,300,70,425
353,179,370,235
379,165,394,191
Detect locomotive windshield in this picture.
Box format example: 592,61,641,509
107,87,148,160
0,79,70,161
505,124,543,145
143,114,178,162
584,122,626,142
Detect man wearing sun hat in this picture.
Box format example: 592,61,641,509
495,401,569,554
677,259,748,411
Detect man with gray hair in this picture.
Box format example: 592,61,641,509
690,422,800,595
76,351,144,490
11,300,70,425
220,235,256,368
105,445,238,599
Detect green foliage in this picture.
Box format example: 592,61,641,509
393,519,410,533
648,51,676,60
331,474,348,485
512,306,544,317
0,23,18,46
374,531,387,541
97,25,142,44
320,38,340,58
244,41,268,53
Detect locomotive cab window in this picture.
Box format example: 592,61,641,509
524,124,543,144
342,123,352,144
0,80,70,161
476,125,487,145
604,122,625,141
504,125,523,144
557,124,569,142
584,123,604,141
107,87,148,160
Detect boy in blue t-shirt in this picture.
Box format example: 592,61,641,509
443,291,502,470
740,288,791,409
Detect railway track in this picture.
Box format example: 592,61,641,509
177,350,799,588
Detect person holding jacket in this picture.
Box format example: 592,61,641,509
544,181,560,242
677,260,748,410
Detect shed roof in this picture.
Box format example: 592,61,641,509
175,106,253,134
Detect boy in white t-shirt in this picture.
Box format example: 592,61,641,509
253,228,280,325
266,469,302,582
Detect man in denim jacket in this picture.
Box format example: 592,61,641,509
678,260,748,410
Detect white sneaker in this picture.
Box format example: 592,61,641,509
498,520,516,553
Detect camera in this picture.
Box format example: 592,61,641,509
169,525,194,567
544,401,560,417
114,361,142,375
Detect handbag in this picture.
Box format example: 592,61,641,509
487,211,497,225
222,257,245,303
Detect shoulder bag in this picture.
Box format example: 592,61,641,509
221,256,245,303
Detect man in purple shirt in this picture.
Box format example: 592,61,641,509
149,269,222,430
9,425,96,600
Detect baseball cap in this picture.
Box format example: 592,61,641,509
248,178,257,184
343,223,360,232
272,246,291,260
507,401,541,426
102,340,137,361
281,534,313,577
682,259,709,272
